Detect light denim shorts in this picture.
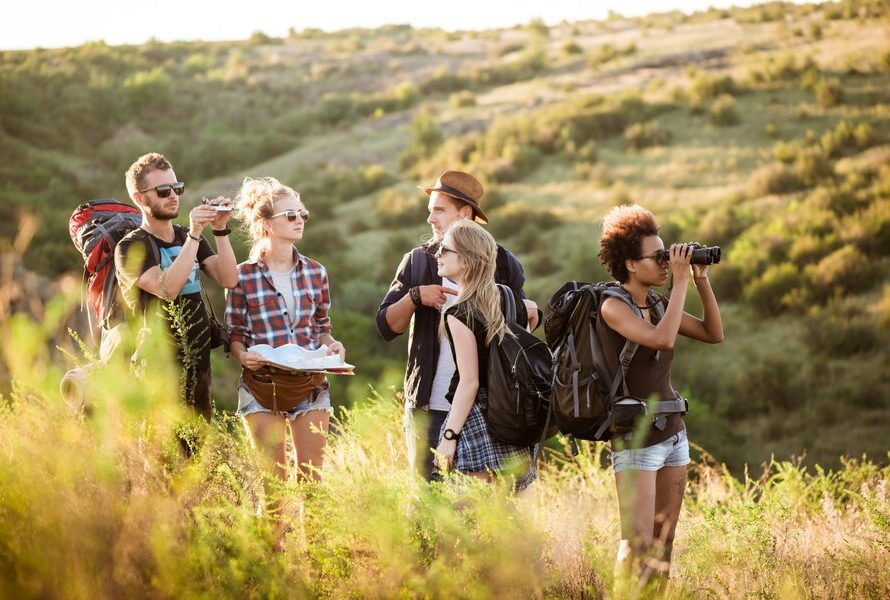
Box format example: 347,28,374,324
236,384,332,422
611,428,691,473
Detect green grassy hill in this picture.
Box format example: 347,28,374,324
1,0,888,471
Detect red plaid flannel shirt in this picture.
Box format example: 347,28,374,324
225,248,332,349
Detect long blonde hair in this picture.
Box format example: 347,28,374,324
447,220,506,346
235,177,301,261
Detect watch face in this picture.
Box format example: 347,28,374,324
444,429,457,440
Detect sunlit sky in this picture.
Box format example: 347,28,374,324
1,0,812,51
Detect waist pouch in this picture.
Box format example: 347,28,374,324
610,396,688,434
242,367,325,414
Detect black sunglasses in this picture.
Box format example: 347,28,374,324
639,250,670,266
138,182,185,198
270,209,310,222
435,245,457,257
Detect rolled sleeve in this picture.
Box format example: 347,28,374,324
313,269,333,338
225,281,251,348
375,250,413,342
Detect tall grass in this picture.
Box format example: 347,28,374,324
1,304,889,598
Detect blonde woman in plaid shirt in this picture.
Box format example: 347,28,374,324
226,177,346,494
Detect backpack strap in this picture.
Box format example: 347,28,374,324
497,283,517,324
594,286,644,439
495,245,510,286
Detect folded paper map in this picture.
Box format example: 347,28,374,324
247,344,354,374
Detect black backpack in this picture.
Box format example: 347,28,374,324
484,285,555,446
544,281,687,442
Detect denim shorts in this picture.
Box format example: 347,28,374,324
611,428,690,473
236,384,332,422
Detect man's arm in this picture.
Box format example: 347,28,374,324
201,235,238,289
376,251,415,341
376,249,458,339
199,198,238,289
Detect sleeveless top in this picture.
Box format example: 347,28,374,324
595,291,685,449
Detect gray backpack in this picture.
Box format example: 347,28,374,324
543,282,687,443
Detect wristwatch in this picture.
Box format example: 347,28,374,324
443,428,460,441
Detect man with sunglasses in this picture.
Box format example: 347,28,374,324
115,152,238,419
376,170,538,480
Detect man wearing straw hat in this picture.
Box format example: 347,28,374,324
376,170,538,480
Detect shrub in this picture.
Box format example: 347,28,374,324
743,262,803,315
688,70,737,103
448,91,476,108
793,147,833,185
561,41,583,56
808,244,871,293
748,163,804,196
623,121,672,150
815,78,843,108
804,311,881,356
709,94,739,126
526,18,550,37
375,186,428,228
808,22,823,40
400,113,443,170
419,69,474,95
588,43,636,68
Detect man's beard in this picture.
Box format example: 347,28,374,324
149,203,179,220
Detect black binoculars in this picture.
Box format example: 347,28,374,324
654,243,721,265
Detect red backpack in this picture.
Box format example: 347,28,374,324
69,200,153,331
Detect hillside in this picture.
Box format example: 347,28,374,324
1,0,888,471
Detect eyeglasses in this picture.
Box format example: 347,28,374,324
435,245,457,258
138,182,185,198
638,250,670,266
270,209,310,222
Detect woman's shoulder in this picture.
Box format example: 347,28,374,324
297,253,327,275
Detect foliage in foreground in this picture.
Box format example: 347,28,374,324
0,315,888,599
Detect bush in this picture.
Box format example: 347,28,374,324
419,69,474,95
808,244,871,293
561,41,583,56
709,94,739,126
375,186,428,228
623,121,671,150
588,43,636,68
688,70,737,103
744,262,803,315
400,113,443,170
815,78,843,108
793,147,833,185
448,91,476,108
748,163,804,196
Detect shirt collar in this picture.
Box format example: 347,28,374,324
249,246,306,269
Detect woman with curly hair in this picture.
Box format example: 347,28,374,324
597,204,723,581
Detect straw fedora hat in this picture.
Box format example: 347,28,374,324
419,170,488,223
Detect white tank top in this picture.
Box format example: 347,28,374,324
428,277,461,412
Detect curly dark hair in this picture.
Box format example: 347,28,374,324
598,204,659,283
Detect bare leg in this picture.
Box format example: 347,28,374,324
651,466,687,579
244,412,289,480
290,409,330,482
614,469,657,584
243,412,289,548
